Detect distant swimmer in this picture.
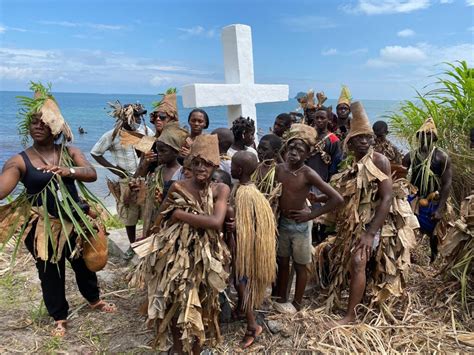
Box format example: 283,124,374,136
78,126,87,134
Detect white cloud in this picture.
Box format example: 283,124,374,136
322,48,338,56
0,24,28,34
367,42,474,68
0,46,216,91
177,26,216,39
343,0,431,15
39,20,124,30
467,0,474,5
468,26,474,32
0,26,5,34
281,16,337,31
397,28,415,37
439,0,453,3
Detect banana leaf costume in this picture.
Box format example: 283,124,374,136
130,134,229,352
0,82,107,265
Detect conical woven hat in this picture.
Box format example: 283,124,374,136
344,101,373,146
189,134,220,166
285,123,317,152
157,122,189,151
154,92,178,121
36,92,73,142
416,117,438,139
337,85,352,107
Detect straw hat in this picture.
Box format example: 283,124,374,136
337,85,352,108
34,91,73,142
156,122,189,151
189,134,220,166
344,101,373,147
285,123,317,152
152,88,178,121
416,117,438,139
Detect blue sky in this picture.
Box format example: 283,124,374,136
0,0,472,99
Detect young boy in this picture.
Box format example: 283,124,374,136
131,134,230,353
211,127,234,175
230,151,277,348
252,134,283,197
274,124,344,313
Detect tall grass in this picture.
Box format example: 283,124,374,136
388,61,473,205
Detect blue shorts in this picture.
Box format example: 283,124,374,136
278,217,312,265
408,195,439,234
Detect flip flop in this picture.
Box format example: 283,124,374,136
240,324,263,349
90,300,117,313
51,320,67,337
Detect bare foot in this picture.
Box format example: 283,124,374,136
51,320,67,337
325,316,355,329
90,300,117,313
241,324,263,349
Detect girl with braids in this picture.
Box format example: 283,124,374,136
228,116,258,158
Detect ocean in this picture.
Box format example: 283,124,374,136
0,91,401,207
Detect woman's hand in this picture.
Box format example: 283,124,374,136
37,165,72,177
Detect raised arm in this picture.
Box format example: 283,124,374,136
0,155,24,200
172,183,230,230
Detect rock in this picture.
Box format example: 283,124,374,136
107,228,141,266
267,320,284,334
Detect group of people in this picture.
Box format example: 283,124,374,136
0,82,458,353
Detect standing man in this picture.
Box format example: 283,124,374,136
332,85,352,141
403,117,452,262
91,102,150,259
272,113,293,138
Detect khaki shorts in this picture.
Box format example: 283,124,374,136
278,217,313,265
116,179,143,226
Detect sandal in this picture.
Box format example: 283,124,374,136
240,324,263,349
51,320,67,337
90,300,117,313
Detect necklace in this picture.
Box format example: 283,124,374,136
32,145,57,166
285,163,306,176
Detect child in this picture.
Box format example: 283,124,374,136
211,127,234,175
131,134,230,353
230,151,277,348
274,124,344,313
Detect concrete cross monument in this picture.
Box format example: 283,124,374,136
182,24,289,130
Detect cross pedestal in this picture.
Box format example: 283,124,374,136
182,24,289,129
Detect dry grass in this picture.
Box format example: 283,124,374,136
0,237,472,353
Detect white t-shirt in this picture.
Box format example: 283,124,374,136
90,126,153,175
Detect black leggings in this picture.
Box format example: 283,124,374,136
25,225,100,321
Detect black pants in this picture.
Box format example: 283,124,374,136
25,224,100,321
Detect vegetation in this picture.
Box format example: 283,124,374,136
388,60,473,205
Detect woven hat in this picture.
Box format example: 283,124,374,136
416,117,438,139
297,90,317,110
189,134,220,166
285,123,317,152
152,88,178,121
344,101,373,147
337,85,352,108
156,122,189,152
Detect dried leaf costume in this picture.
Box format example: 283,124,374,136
1,82,108,264
314,102,419,312
232,183,277,311
251,161,282,215
130,135,229,352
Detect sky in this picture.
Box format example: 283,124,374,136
0,0,473,100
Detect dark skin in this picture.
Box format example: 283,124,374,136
311,110,329,136
402,132,452,261
0,117,115,332
374,123,407,176
232,127,255,152
0,117,97,200
230,151,263,348
188,111,207,139
305,109,317,126
256,139,279,179
275,139,343,309
335,134,392,325
336,103,350,122
156,157,229,354
272,117,291,138
211,128,234,155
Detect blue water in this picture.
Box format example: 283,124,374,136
0,91,401,205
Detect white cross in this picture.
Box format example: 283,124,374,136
182,24,289,130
